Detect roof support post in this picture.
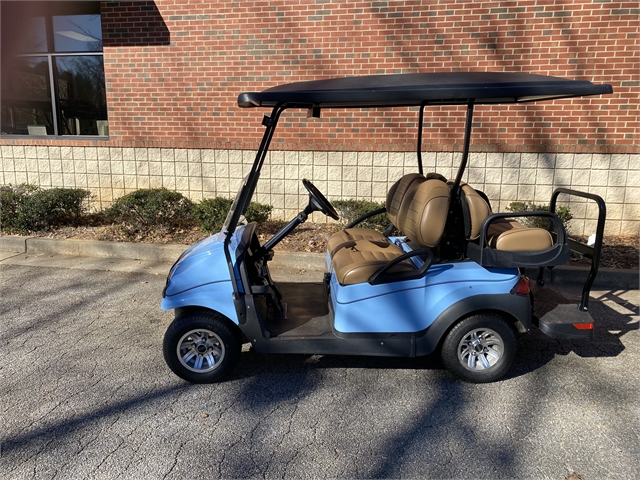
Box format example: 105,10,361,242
224,104,285,241
416,104,426,175
224,104,285,302
242,106,285,213
452,102,475,197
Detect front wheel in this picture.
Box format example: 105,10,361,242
163,309,241,383
441,314,517,383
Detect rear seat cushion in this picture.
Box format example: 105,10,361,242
487,219,553,251
332,240,414,286
458,182,554,252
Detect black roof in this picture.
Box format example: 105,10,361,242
238,72,612,109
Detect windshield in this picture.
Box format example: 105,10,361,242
223,174,250,234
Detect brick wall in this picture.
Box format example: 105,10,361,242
101,0,170,46
97,0,637,153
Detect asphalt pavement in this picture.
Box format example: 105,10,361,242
0,242,639,479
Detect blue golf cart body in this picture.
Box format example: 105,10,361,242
161,72,612,383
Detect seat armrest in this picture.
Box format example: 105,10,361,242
468,211,570,268
368,248,434,285
345,207,387,229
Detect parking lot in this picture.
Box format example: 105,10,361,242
1,261,638,479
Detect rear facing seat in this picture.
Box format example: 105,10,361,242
331,177,451,285
459,182,570,267
458,182,552,250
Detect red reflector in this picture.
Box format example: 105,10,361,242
514,276,530,295
573,323,594,330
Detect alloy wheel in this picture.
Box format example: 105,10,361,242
177,329,225,373
457,328,504,371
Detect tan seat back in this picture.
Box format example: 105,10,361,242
459,183,491,240
399,178,451,247
385,173,425,226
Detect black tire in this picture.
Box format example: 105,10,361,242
163,309,241,384
441,313,517,383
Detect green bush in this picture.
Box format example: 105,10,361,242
245,201,273,224
0,183,38,231
192,197,233,233
332,199,390,233
0,184,90,234
506,201,572,232
193,197,273,233
105,188,194,233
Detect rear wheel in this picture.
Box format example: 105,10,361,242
163,309,241,383
441,313,516,383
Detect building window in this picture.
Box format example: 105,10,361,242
1,2,108,137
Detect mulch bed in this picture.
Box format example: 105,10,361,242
38,220,638,270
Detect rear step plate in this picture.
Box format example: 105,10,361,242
533,284,594,340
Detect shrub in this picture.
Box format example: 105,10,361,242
332,199,390,233
193,197,273,233
0,184,91,234
192,197,233,233
245,201,273,224
506,202,572,232
105,188,194,234
0,183,38,232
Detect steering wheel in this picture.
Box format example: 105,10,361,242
302,179,339,220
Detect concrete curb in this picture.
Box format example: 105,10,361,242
1,235,637,289
268,251,327,271
0,235,28,254
0,235,324,270
0,235,188,263
29,237,188,263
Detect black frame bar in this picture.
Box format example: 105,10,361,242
548,188,607,311
451,102,475,197
416,104,426,175
223,104,285,299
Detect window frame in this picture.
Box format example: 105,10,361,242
1,2,108,138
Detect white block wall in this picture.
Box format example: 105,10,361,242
1,145,638,236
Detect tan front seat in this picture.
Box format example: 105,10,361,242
329,240,414,286
326,173,425,257
332,177,451,285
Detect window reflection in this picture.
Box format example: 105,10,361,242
19,16,48,53
1,56,54,135
55,56,107,135
1,6,48,55
53,14,103,52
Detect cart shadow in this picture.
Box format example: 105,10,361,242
508,294,637,379
233,349,443,379
232,294,637,383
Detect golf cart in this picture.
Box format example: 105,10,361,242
161,72,612,383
